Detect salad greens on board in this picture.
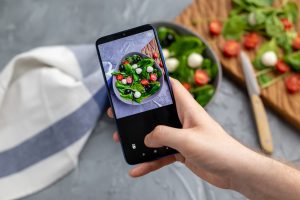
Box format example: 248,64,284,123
212,0,300,94
112,54,162,103
158,27,218,106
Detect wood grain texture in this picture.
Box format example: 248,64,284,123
175,0,300,129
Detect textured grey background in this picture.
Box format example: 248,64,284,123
0,0,299,200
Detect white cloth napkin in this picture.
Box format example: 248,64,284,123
0,45,107,200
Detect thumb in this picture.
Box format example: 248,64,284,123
144,125,186,151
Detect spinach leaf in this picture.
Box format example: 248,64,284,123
282,2,298,23
131,83,145,93
276,31,297,54
169,36,205,56
284,51,300,72
120,93,133,101
258,74,272,86
124,64,134,75
245,0,273,7
191,85,215,106
265,14,284,38
138,58,154,68
222,14,247,40
148,82,161,95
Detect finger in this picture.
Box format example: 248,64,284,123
169,78,210,126
129,155,176,177
144,125,187,151
107,107,114,118
112,132,120,143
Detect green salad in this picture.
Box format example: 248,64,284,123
112,54,162,103
158,27,218,106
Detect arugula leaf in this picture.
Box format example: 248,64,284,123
131,83,145,93
284,51,300,72
222,14,247,40
276,31,297,54
138,58,154,68
253,39,278,69
245,0,273,7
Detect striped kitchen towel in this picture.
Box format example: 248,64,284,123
0,45,107,200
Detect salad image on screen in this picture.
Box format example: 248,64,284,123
111,53,163,104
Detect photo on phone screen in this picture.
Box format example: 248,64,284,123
98,30,173,118
96,25,181,164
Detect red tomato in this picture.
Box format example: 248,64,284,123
159,61,163,68
194,70,209,86
152,52,159,59
123,60,129,65
150,73,157,81
275,60,290,74
292,35,300,50
141,79,149,86
182,82,191,91
209,20,222,36
285,75,300,94
223,40,240,57
126,76,133,84
280,18,293,30
116,74,123,81
243,33,260,49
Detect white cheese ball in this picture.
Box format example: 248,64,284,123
261,51,278,67
187,53,203,68
248,13,256,26
134,91,141,98
162,48,170,58
132,64,138,69
146,66,153,73
121,79,127,84
165,58,179,73
135,68,142,74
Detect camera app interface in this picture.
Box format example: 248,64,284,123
98,30,173,119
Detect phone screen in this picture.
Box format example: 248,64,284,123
96,25,181,164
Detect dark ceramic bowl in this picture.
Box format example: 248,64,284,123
153,22,222,108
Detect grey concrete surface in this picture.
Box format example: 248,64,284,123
1,0,300,200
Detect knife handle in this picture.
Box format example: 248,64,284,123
250,95,273,154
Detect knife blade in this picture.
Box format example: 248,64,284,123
240,51,273,154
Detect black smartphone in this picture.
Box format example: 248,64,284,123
95,24,181,164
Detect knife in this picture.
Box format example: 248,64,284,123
240,51,273,154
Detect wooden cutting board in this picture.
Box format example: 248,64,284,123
175,0,300,130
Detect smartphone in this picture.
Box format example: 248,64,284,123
95,24,181,164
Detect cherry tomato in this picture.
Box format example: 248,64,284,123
223,40,240,57
159,61,163,68
141,79,149,86
182,82,191,91
292,35,300,50
285,75,300,94
150,73,157,81
126,76,133,84
116,74,123,81
152,52,159,59
280,18,293,30
243,32,260,49
209,20,222,36
123,60,129,65
275,60,290,74
194,69,209,86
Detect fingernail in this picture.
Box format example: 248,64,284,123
144,134,152,146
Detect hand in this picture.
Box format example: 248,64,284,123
107,78,253,189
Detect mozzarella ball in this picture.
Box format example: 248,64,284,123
162,49,170,58
248,13,256,26
165,58,179,73
135,68,142,74
146,66,154,73
187,53,203,68
261,51,278,67
121,79,127,84
132,64,138,69
134,91,141,98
